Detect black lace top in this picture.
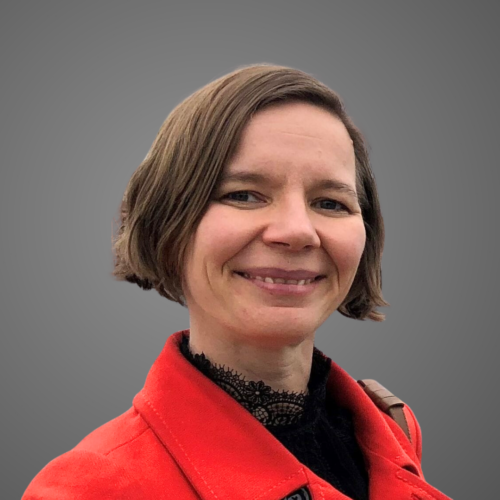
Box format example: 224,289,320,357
180,334,369,500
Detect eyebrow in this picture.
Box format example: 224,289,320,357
219,171,359,201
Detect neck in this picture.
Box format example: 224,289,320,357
187,323,315,394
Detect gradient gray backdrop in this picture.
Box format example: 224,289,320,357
2,2,498,498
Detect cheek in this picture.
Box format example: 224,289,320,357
187,206,254,278
326,222,366,276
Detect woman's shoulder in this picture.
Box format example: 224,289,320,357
22,408,146,499
75,406,150,454
358,379,423,466
21,448,146,499
21,406,186,499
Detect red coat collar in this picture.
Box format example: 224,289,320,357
133,331,422,499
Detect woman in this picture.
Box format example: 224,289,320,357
23,65,451,499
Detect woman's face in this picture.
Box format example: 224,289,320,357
183,102,366,347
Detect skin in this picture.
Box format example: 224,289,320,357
183,101,366,393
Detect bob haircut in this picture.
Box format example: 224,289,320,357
112,64,389,321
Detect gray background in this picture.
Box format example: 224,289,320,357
2,2,498,498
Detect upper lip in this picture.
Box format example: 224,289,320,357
235,268,325,280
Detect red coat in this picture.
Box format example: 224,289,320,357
23,330,452,499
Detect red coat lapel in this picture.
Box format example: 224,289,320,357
134,331,310,500
325,356,426,497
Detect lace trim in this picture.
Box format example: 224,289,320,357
179,334,331,428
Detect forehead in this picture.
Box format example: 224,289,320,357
228,102,355,180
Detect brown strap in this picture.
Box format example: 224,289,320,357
358,379,412,443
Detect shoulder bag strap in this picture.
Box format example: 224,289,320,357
358,379,412,443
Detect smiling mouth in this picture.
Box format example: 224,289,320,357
234,272,325,286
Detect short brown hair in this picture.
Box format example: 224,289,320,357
112,64,389,321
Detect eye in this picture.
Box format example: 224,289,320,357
221,191,262,203
314,199,351,213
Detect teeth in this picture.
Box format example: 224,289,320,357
239,273,317,285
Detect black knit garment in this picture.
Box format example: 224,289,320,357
179,335,369,500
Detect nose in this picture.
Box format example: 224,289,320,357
261,196,321,251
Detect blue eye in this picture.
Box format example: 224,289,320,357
315,199,350,212
222,191,261,203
